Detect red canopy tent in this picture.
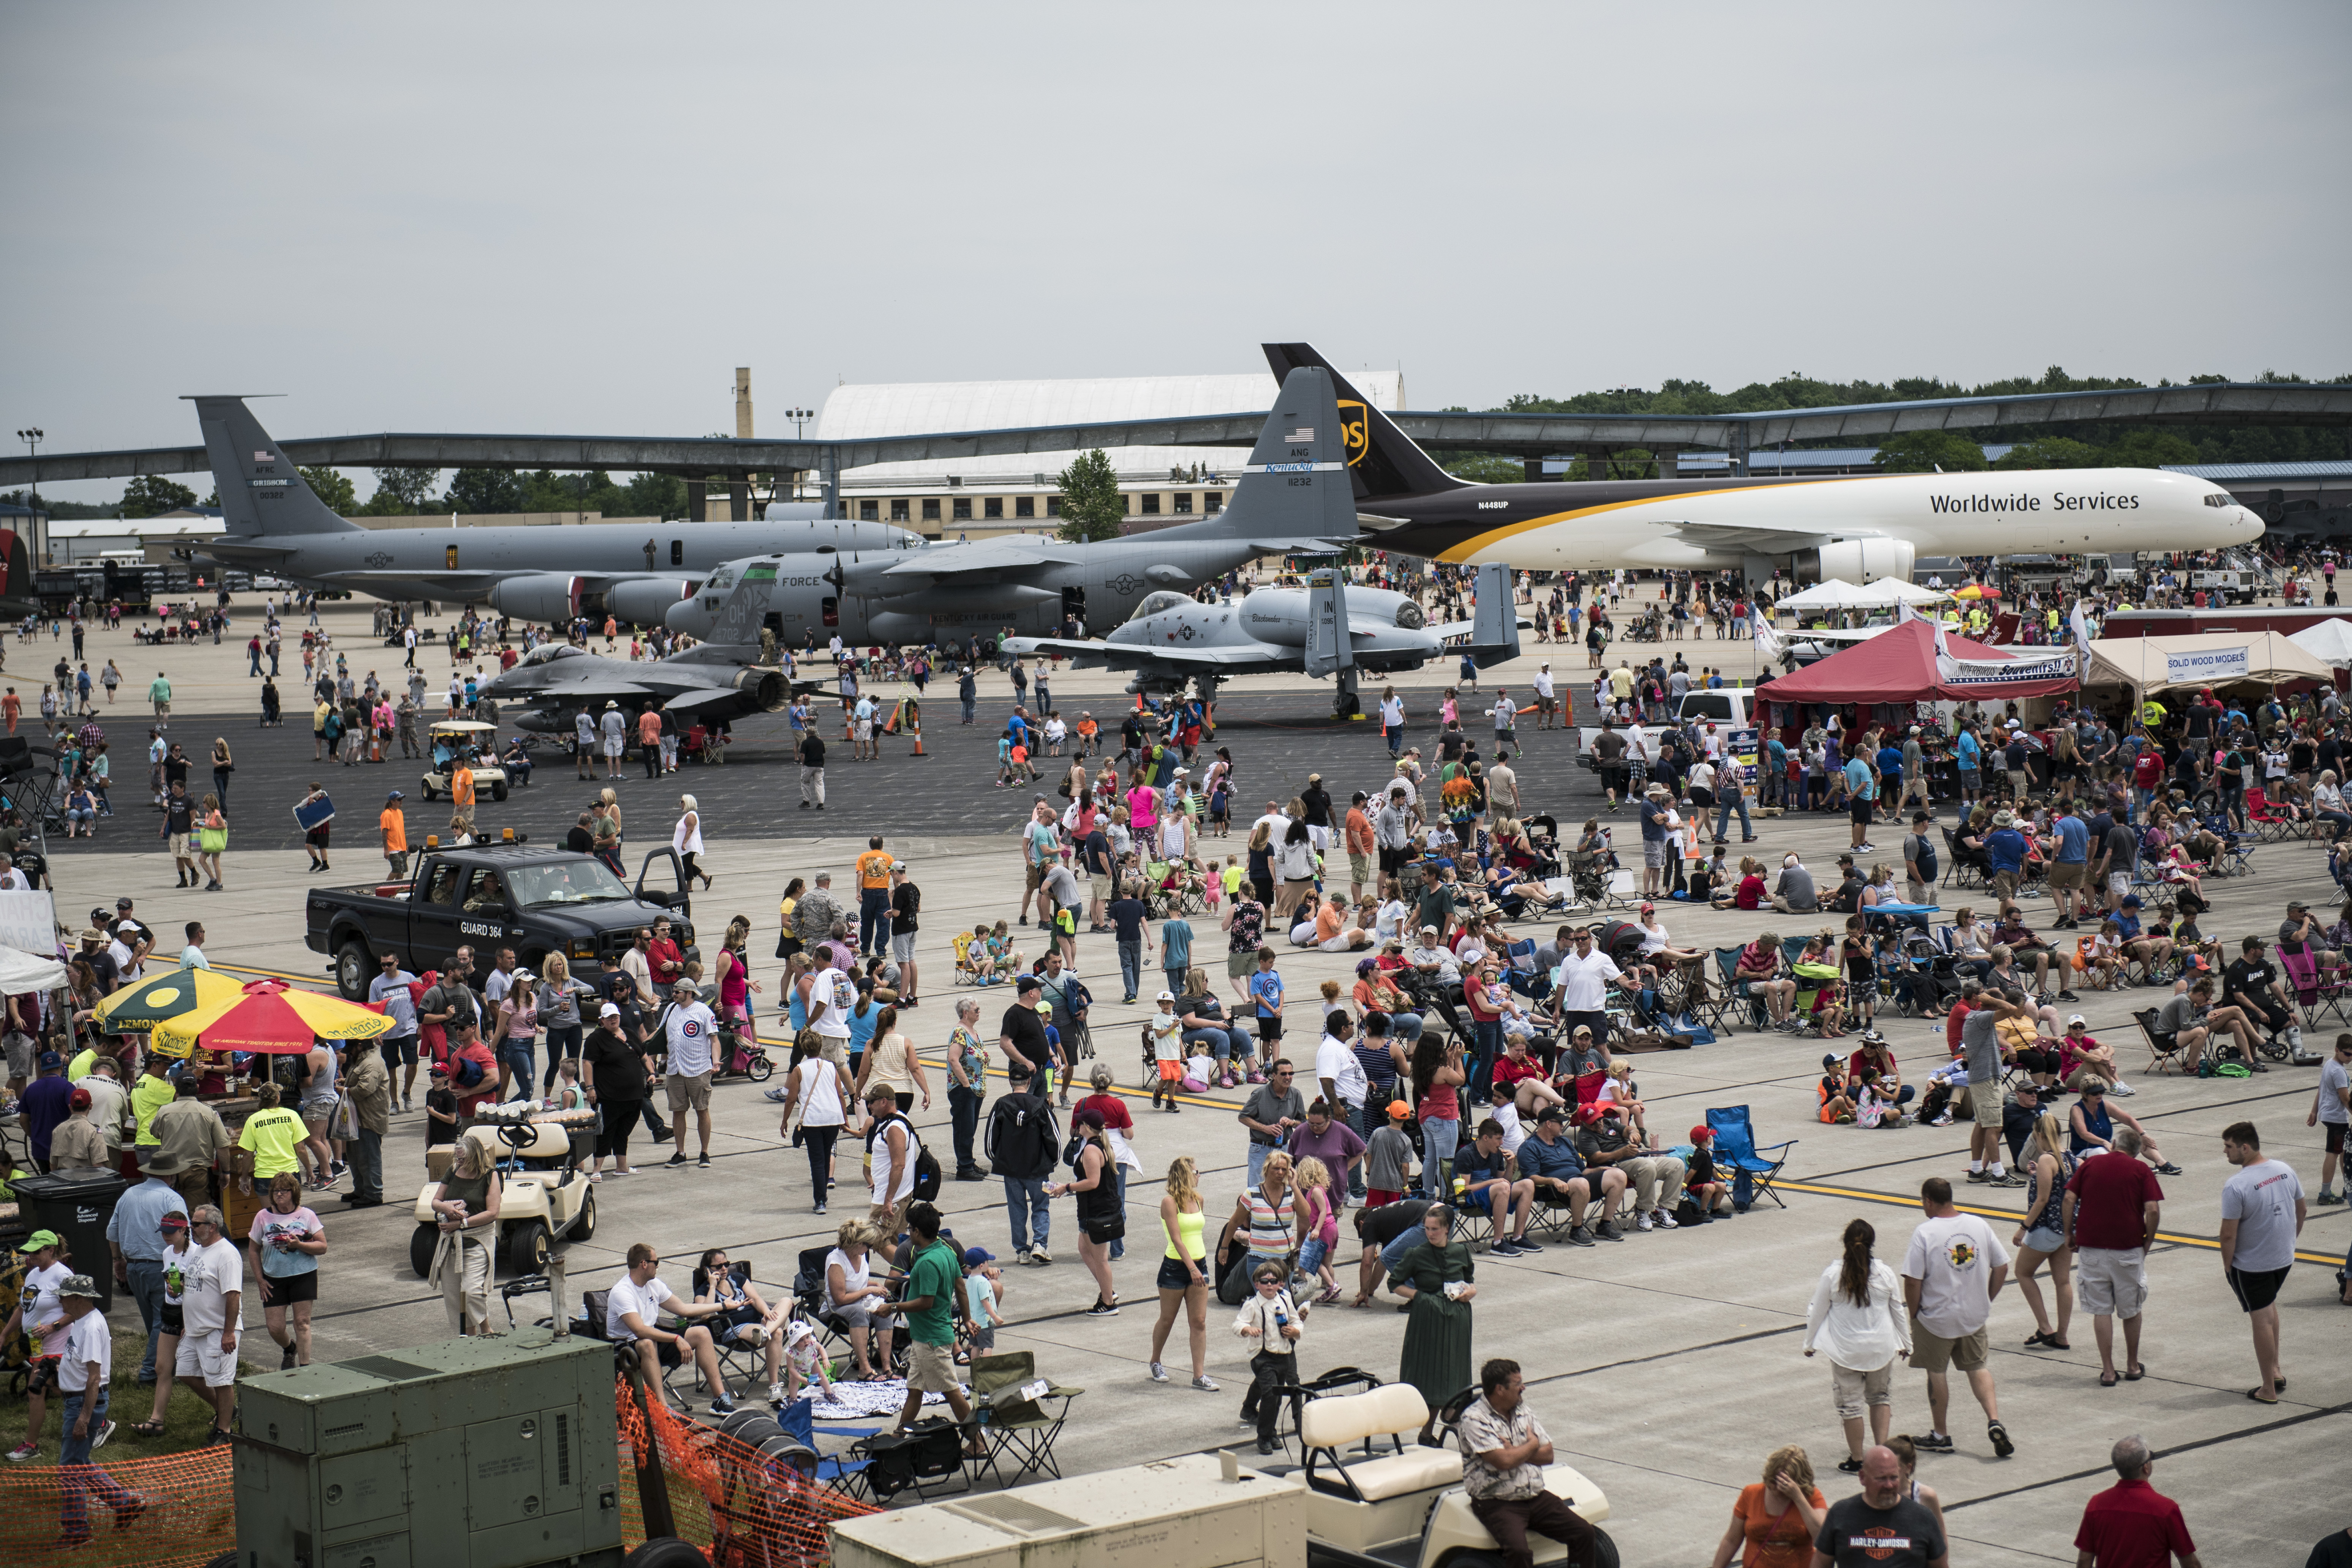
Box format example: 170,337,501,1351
1757,618,2080,707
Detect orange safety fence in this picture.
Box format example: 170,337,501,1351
0,1443,235,1568
613,1376,878,1566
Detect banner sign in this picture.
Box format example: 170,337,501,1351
1933,623,2077,688
0,890,57,956
2163,645,2249,686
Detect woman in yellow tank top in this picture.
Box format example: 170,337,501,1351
1148,1155,1218,1391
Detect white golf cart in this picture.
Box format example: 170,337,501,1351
408,1111,596,1278
1295,1378,1619,1568
419,718,509,802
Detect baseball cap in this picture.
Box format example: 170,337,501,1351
38,1051,61,1072
961,1246,995,1268
19,1230,61,1253
387,790,405,801
116,896,134,909
1571,1024,1592,1038
891,860,907,872
1035,1001,1053,1016
2067,1013,2088,1027
1535,1106,1565,1125
1688,1124,1714,1143
599,1002,621,1019
1156,988,1175,1002
1571,1105,1604,1126
1387,1099,1412,1119
69,1087,90,1110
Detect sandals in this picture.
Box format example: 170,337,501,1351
126,1420,166,1438
2098,1370,2119,1387
2246,1387,2280,1404
2124,1364,2145,1381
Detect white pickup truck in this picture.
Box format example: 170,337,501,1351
1574,687,1759,759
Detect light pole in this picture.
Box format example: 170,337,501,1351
16,428,42,562
783,408,814,497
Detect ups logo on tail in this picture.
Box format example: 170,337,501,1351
1337,401,1368,467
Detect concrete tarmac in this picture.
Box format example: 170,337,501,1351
31,598,2350,1566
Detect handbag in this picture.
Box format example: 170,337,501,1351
198,824,228,853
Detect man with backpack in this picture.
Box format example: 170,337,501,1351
984,1061,1059,1266
862,1083,939,1233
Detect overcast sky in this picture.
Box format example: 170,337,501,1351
9,1,2348,501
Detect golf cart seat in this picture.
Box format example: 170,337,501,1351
1301,1384,1464,1502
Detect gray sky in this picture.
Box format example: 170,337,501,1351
10,1,2349,502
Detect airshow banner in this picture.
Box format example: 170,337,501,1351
1932,623,2078,688
2163,644,2249,686
0,889,58,956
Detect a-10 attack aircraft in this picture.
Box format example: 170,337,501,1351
1003,561,1525,717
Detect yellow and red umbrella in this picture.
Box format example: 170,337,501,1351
150,977,391,1058
94,967,250,1034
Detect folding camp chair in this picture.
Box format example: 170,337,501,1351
1715,946,1767,1032
969,1349,1084,1484
577,1288,693,1412
2279,949,2352,1030
2134,1007,2189,1076
1941,827,1987,890
770,1393,876,1492
2246,788,2307,843
1447,1183,1499,1252
1705,1105,1797,1211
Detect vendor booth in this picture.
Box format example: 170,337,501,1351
2082,632,2335,703
1757,620,2081,804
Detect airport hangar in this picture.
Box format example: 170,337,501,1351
5,373,2348,552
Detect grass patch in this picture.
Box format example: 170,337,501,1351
0,1330,258,1459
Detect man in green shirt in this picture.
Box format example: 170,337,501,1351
130,1061,176,1155
872,1201,984,1457
149,673,171,722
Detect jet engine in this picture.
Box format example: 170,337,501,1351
737,668,789,711
487,573,583,621
609,577,695,625
1791,539,1916,588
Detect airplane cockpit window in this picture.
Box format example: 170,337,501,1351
1393,602,1426,631
1136,591,1187,616
2202,492,2233,508
524,643,586,666
705,565,737,591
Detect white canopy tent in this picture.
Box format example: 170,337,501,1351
0,945,67,993
1775,579,1873,612
2083,632,2335,694
2287,618,2352,670
1864,576,1951,606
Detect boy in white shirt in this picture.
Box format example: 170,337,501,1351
1149,991,1186,1113
1233,1261,1302,1456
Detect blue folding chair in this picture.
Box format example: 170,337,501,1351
773,1388,877,1491
1706,1105,1797,1211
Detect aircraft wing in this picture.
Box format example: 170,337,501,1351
1001,635,1280,674
651,685,753,717
878,539,1087,580
508,673,657,700
1427,612,1536,641
1660,523,1866,553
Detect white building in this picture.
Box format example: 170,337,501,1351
818,370,1406,538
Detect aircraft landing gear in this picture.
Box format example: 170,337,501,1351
1332,668,1363,721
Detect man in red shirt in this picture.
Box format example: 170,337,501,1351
2063,1125,2164,1386
2073,1434,2200,1568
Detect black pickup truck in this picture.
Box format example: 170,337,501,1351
306,846,695,999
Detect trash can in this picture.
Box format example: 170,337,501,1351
11,1168,129,1312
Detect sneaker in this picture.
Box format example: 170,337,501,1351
1192,1374,1220,1393
1256,1438,1279,1456
2154,1162,2182,1176
89,1420,115,1451
282,1340,299,1370
1991,1172,2026,1188
1511,1236,1544,1253
1930,1113,1954,1127
1489,1239,1522,1257
1014,1248,1033,1266
1593,1220,1623,1242
7,1441,37,1462
1651,1209,1678,1229
2057,990,2081,1002
813,1201,827,1214
1636,1212,1654,1232
698,1154,711,1170
400,1097,414,1115
1988,1419,2014,1458
2317,1190,2345,1205
768,1383,785,1405
1029,1248,1053,1265
709,1395,737,1416
1911,1432,1955,1453
1966,1169,1995,1183
2109,1081,2136,1097
1082,1299,1119,1316
666,1153,688,1168
1149,1361,1170,1383
1566,1225,1596,1247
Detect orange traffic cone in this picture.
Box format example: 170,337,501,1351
908,700,925,756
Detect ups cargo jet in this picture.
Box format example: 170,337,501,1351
188,395,913,616
1261,344,2263,580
